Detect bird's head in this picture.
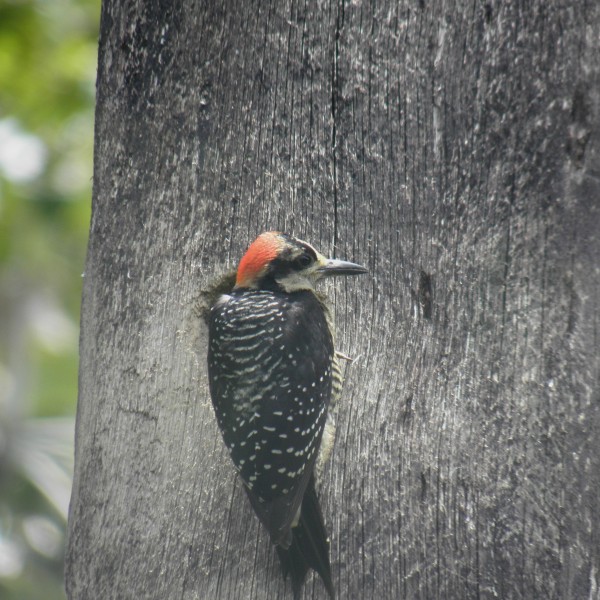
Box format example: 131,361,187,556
234,232,367,292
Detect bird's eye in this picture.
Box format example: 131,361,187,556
295,253,313,269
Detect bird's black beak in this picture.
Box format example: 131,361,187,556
318,258,368,277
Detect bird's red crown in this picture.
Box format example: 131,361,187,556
235,232,285,288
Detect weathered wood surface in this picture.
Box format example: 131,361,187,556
67,1,600,598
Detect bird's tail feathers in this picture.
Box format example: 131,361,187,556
276,475,334,599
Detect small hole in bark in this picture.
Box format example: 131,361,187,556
418,270,433,320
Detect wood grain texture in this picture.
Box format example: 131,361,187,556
67,1,600,598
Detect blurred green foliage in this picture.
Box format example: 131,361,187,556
0,0,100,598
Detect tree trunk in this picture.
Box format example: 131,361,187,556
67,1,600,598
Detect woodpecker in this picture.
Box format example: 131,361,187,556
207,232,366,598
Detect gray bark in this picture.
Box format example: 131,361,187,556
67,1,600,598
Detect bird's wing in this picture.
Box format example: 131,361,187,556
208,290,334,546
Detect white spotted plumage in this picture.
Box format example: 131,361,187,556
208,288,333,539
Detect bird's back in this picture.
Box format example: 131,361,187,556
207,288,334,544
